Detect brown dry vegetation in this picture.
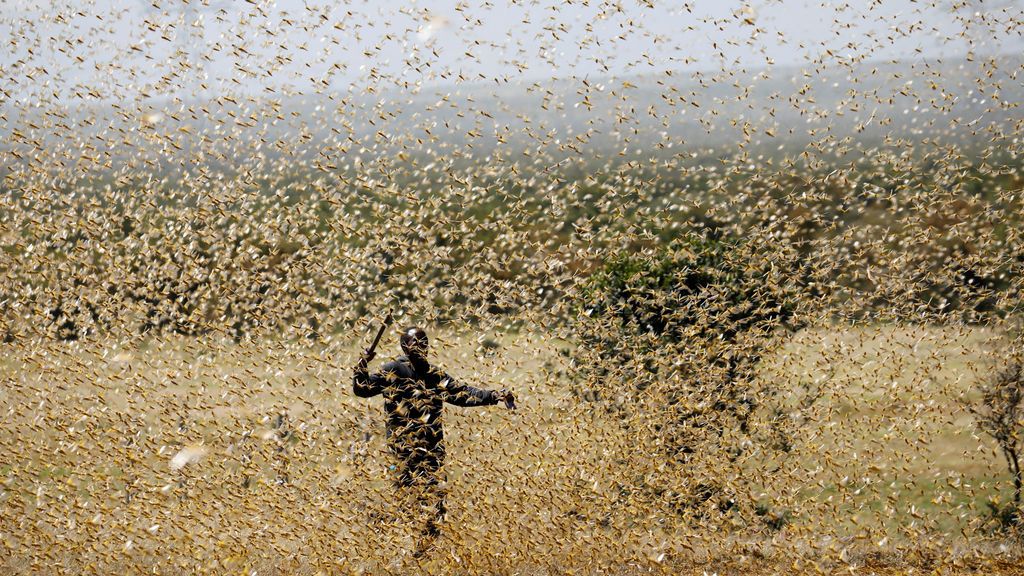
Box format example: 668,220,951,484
2,325,1023,574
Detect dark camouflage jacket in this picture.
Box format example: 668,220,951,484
353,356,499,457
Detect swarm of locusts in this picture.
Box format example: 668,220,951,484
2,1,1024,574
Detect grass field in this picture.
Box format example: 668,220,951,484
2,324,1023,574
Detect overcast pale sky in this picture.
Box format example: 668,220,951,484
2,0,1021,104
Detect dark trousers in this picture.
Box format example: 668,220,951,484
391,446,447,538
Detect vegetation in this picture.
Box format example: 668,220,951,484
570,231,812,522
971,349,1024,532
3,157,1021,343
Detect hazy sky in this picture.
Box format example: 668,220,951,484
1,0,1022,104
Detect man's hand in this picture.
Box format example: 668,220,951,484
497,389,516,410
356,349,376,370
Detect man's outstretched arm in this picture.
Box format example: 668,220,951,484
441,375,513,408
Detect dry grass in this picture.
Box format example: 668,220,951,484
1,325,1022,574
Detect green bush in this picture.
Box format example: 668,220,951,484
578,233,802,346
571,231,812,521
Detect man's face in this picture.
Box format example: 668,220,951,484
402,328,429,361
406,338,428,360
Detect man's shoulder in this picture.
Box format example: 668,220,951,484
381,357,414,377
381,357,447,380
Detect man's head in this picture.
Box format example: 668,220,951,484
400,326,429,362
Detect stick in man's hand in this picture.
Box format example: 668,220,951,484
360,308,393,366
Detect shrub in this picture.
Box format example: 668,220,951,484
571,231,813,520
970,351,1024,530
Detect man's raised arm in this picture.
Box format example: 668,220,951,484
352,353,386,398
353,310,395,398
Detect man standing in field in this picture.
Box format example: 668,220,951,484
353,326,515,552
